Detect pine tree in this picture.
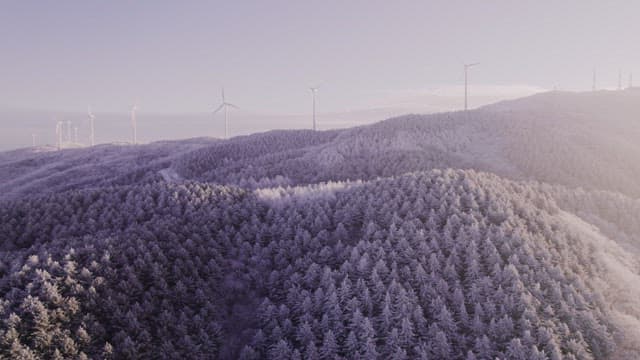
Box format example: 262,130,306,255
529,345,547,360
505,338,527,360
291,349,302,360
305,341,320,360
385,328,401,357
320,330,338,360
296,321,316,346
337,330,356,358
239,345,259,360
399,317,415,348
9,340,38,360
473,335,493,360
391,346,408,360
362,337,379,360
268,339,292,360
431,330,451,359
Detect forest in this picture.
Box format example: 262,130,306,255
1,91,640,359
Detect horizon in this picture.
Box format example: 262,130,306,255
3,1,640,150
0,85,549,151
2,87,638,152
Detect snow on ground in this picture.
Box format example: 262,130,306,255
159,168,183,183
254,180,362,205
0,140,213,202
559,211,640,359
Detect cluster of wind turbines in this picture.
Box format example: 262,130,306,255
35,63,639,150
49,106,97,150
47,103,136,150
53,119,82,150
44,85,320,150
592,68,634,91
40,62,485,150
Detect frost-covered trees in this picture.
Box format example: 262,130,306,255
2,91,640,359
0,169,620,358
162,91,640,201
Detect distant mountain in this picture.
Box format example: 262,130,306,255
1,91,640,359
5,90,640,201
0,85,543,152
176,90,640,198
0,138,214,202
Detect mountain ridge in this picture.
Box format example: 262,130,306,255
2,91,640,358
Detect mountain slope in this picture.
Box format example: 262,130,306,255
0,138,214,202
2,91,640,359
2,170,638,359
4,90,640,201
171,90,640,198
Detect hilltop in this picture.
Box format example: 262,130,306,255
4,90,640,201
1,91,640,359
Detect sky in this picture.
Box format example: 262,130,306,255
1,1,639,148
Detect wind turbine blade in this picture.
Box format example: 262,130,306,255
221,88,225,102
226,103,239,109
212,103,225,114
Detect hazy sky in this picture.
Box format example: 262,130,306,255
1,0,638,115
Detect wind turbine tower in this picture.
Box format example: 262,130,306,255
213,88,238,139
310,87,319,131
464,63,479,111
66,120,72,142
32,134,36,147
88,106,95,146
131,104,138,145
55,120,63,150
74,126,79,144
618,69,622,90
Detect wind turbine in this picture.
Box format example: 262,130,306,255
88,106,95,146
212,88,238,139
131,104,138,144
66,120,72,142
32,134,36,147
309,87,319,131
618,69,622,90
55,119,63,150
464,63,479,111
74,126,79,144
